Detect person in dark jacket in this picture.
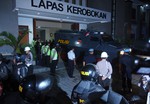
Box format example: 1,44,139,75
119,48,134,93
83,48,96,66
0,53,10,92
11,53,28,91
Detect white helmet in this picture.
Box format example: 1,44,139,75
101,52,108,58
24,46,30,51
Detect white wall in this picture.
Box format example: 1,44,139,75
18,17,33,44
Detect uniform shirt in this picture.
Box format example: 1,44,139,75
67,50,75,60
41,45,45,55
46,46,51,56
45,45,49,55
119,54,133,71
83,54,96,64
96,59,112,79
51,48,58,60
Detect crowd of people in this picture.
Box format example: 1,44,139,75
0,35,149,103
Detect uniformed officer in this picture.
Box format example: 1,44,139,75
50,44,58,75
0,53,9,80
1,73,73,104
67,47,76,78
0,53,10,92
35,38,42,65
41,41,46,66
119,48,134,93
71,64,105,104
45,42,51,67
83,48,96,66
11,53,28,91
71,64,129,104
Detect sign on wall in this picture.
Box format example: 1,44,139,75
15,0,111,22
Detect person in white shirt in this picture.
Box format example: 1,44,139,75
67,48,76,78
96,52,113,90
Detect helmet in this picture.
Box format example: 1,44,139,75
19,73,54,103
101,52,108,58
80,64,98,81
24,46,30,51
89,48,94,52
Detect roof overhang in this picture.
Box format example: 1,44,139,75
13,0,111,24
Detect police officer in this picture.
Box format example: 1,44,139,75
71,64,129,104
41,41,46,66
0,53,10,92
45,42,51,67
0,53,9,80
18,73,73,104
11,53,28,91
50,44,58,75
35,38,42,65
83,48,96,66
71,64,105,104
119,49,134,93
1,73,73,104
67,47,76,78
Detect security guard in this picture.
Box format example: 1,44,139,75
1,73,73,104
83,48,96,66
119,48,134,93
50,44,58,75
0,53,10,92
71,64,129,104
0,53,9,80
67,47,76,78
71,64,105,104
11,53,28,91
18,73,73,104
45,42,51,67
41,41,46,66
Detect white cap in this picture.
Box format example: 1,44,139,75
24,46,30,51
101,52,108,58
89,48,94,52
